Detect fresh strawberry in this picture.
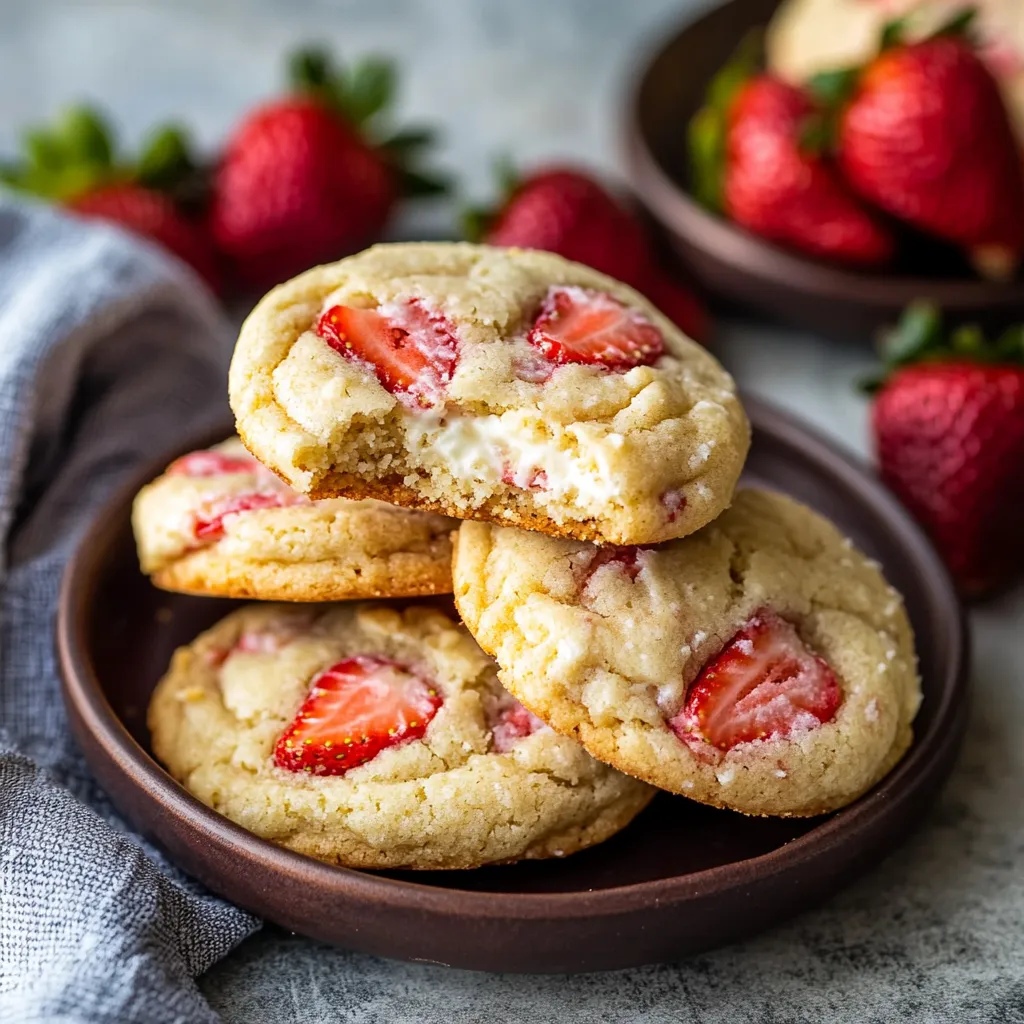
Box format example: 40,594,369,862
670,609,841,752
317,297,459,406
210,49,447,290
465,164,708,342
868,303,1024,596
168,448,259,477
711,74,895,266
274,655,442,775
1,108,221,291
490,699,546,753
193,491,303,541
527,286,666,369
830,21,1024,277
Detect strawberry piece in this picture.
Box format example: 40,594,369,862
317,298,458,406
168,449,259,477
838,37,1024,272
500,463,549,491
576,545,646,591
205,623,306,668
490,699,546,753
670,610,841,752
660,489,687,522
273,655,442,775
193,491,300,541
723,76,895,267
527,287,665,369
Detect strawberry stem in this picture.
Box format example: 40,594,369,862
459,154,521,241
862,301,1024,391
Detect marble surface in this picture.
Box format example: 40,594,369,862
4,1,1024,1021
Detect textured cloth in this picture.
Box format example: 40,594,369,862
0,197,259,1024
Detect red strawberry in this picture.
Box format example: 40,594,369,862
719,75,895,266
527,286,666,369
210,49,447,290
274,655,442,775
670,609,841,752
466,165,708,343
834,31,1024,276
1,108,221,291
490,699,546,753
317,298,459,406
869,303,1024,596
168,448,259,477
193,491,303,541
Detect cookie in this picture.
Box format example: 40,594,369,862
452,488,921,817
148,602,654,870
228,242,749,545
132,438,456,601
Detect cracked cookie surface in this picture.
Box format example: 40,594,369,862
228,242,749,545
132,437,456,601
148,602,654,869
453,489,921,817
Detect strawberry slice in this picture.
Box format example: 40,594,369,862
670,609,841,752
193,490,302,541
274,655,442,775
168,449,259,477
490,699,546,753
316,297,458,406
527,286,665,369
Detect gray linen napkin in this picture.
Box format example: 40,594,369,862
0,197,259,1024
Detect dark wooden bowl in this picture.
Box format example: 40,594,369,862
57,398,968,973
623,0,1024,342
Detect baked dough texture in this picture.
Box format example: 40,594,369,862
148,602,654,869
132,438,456,601
453,489,921,817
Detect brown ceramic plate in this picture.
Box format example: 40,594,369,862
57,397,967,973
623,0,1024,342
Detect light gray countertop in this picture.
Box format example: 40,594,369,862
3,1,1023,1020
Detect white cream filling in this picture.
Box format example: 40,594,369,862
402,409,623,505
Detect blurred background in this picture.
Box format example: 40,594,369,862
0,0,690,235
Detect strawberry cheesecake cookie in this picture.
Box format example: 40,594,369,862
132,438,455,601
228,242,749,545
453,489,920,817
148,602,654,869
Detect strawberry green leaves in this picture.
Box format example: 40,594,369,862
688,31,762,212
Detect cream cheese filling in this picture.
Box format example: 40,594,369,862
402,408,624,505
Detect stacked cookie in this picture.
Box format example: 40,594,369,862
136,242,921,872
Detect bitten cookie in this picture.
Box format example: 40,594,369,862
148,603,654,869
132,438,456,601
453,489,921,817
228,242,749,545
